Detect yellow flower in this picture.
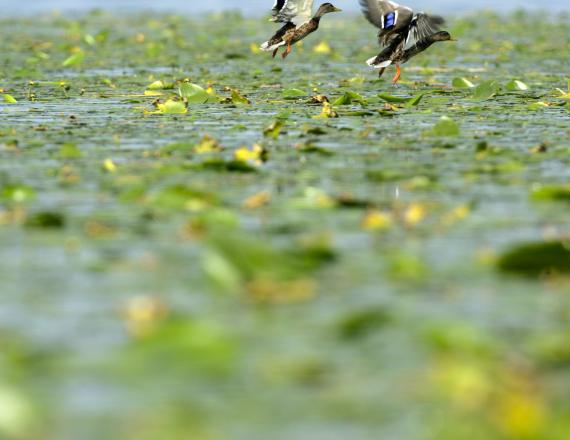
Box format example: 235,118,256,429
362,210,393,231
243,191,271,209
313,41,332,54
404,203,427,226
494,393,546,438
103,158,117,173
234,144,264,165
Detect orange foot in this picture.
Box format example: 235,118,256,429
282,43,293,59
392,65,402,85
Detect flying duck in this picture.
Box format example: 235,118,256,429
260,1,342,59
359,0,453,84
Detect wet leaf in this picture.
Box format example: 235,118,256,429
263,120,284,139
2,94,17,104
452,77,475,88
428,116,461,137
178,82,213,104
333,91,367,106
24,211,66,229
2,185,35,204
155,99,187,114
378,93,409,103
472,80,500,100
230,89,251,105
506,79,529,91
62,51,85,67
282,88,307,99
531,184,570,202
58,143,82,159
338,308,392,339
497,241,570,276
313,101,338,119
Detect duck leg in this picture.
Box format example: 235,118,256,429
378,67,386,78
392,64,402,84
272,48,279,58
282,42,293,59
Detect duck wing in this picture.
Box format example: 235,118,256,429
411,13,446,42
272,0,314,25
359,0,413,34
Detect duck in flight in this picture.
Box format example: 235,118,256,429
359,0,454,84
261,1,342,59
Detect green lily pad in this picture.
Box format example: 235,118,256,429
282,88,308,99
333,91,367,106
452,77,475,88
498,241,570,276
506,79,529,91
531,184,570,202
472,80,500,100
178,83,213,104
428,116,461,137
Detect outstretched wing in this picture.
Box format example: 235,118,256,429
272,0,314,25
411,13,446,42
359,0,413,32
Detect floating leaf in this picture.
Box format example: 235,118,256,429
405,93,425,108
2,94,17,104
497,241,570,276
2,185,35,204
282,88,307,99
147,80,166,90
452,77,475,88
194,135,222,154
178,82,211,104
230,89,251,105
313,101,338,119
506,79,529,91
531,184,570,202
25,211,66,229
62,51,85,67
378,92,423,107
333,91,367,106
338,308,392,339
429,116,460,137
263,120,284,139
59,143,82,159
472,80,500,100
155,99,187,114
378,93,409,103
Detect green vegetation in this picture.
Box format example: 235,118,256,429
0,9,569,440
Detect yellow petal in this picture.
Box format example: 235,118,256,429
362,210,393,231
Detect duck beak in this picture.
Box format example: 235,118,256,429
333,7,342,12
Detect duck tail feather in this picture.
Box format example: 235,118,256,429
366,56,392,69
260,41,286,51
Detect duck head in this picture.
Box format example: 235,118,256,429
431,31,456,42
315,3,342,18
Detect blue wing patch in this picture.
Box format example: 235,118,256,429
384,12,396,29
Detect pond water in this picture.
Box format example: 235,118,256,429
1,3,569,439
2,0,569,15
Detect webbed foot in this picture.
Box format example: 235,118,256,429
392,65,402,85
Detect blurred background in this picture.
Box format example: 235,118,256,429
1,0,569,15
